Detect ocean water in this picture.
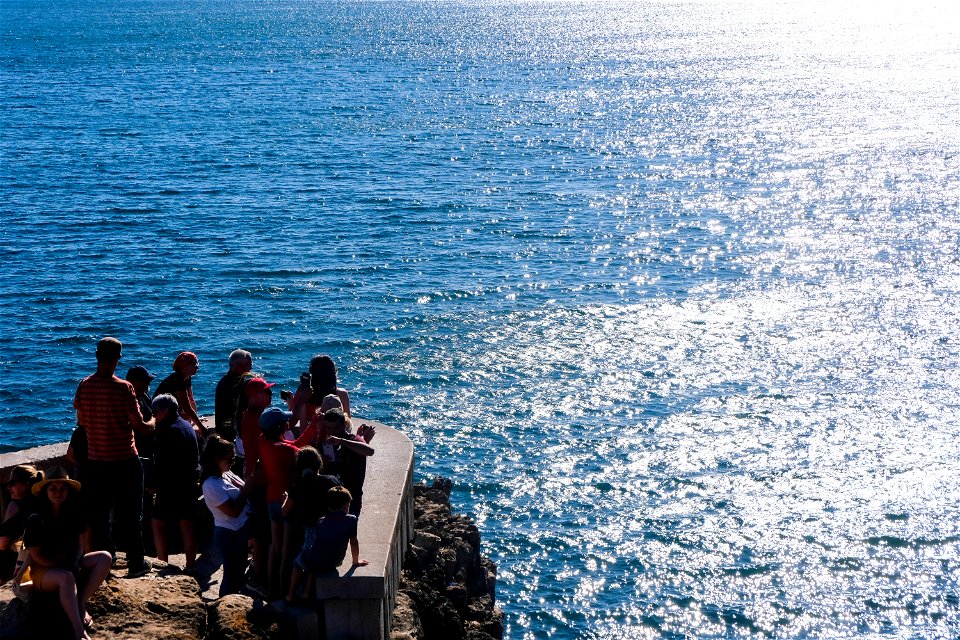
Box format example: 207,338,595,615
2,0,960,637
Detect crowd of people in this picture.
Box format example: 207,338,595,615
0,338,375,640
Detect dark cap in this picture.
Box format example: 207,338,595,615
126,365,156,383
96,337,122,361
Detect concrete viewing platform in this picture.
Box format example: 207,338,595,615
0,417,415,640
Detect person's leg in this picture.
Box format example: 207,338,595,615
267,517,283,600
279,521,297,598
151,518,168,562
304,571,316,601
36,567,85,640
251,537,266,584
193,526,225,589
249,486,268,584
285,565,302,602
349,491,362,518
179,518,196,569
114,457,146,572
219,526,248,597
77,551,112,626
82,460,114,556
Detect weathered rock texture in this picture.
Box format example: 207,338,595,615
392,478,504,640
0,564,276,640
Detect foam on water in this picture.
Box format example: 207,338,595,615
2,0,959,637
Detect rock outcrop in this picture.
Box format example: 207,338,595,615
0,563,274,640
392,478,503,640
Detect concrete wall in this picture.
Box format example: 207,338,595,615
314,420,415,639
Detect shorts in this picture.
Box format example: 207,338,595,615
267,500,285,523
153,485,198,521
293,550,336,575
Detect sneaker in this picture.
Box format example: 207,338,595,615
126,559,153,578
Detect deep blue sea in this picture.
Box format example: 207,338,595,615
2,0,960,637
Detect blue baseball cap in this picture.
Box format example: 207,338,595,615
259,407,293,431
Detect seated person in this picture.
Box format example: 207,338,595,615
0,465,43,582
281,446,342,595
24,466,112,640
286,486,367,604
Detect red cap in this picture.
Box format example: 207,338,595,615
245,377,276,398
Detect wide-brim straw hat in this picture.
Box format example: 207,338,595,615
32,465,81,496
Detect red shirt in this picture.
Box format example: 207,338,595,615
258,438,298,503
74,372,144,462
240,407,264,478
258,424,317,503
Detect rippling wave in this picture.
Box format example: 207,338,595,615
2,0,959,637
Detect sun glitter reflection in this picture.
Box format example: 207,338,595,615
390,260,960,636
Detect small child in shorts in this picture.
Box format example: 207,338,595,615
285,486,367,603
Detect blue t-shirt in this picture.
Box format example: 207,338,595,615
300,511,357,572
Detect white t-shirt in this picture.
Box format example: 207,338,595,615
202,471,249,531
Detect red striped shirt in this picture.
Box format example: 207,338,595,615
73,372,142,461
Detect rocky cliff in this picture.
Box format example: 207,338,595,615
392,478,503,640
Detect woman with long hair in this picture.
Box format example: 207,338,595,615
198,435,250,597
0,465,43,582
24,466,112,640
287,355,351,436
1,465,43,551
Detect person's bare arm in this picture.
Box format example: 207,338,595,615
126,387,155,435
0,502,19,550
178,388,206,436
350,537,368,567
330,436,374,457
216,498,245,518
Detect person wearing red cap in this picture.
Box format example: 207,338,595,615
236,377,274,591
239,378,274,478
153,352,205,437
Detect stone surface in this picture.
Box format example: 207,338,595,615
390,592,423,640
206,594,279,640
86,568,206,639
391,478,503,640
0,561,285,640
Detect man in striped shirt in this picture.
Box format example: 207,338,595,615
74,336,156,577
